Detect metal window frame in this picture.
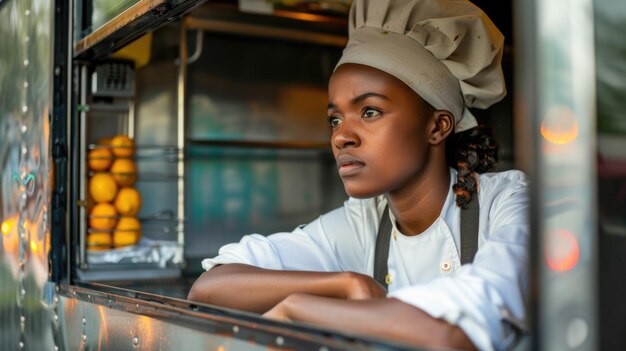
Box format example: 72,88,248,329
515,0,598,349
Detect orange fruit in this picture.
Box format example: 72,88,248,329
110,135,134,158
87,232,112,251
89,173,118,203
110,158,137,186
87,147,113,171
114,187,142,216
89,203,118,230
113,217,141,247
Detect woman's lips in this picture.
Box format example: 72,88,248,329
336,154,366,177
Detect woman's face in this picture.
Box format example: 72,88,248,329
327,63,435,198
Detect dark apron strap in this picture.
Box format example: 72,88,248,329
373,207,393,289
373,194,480,290
460,192,479,264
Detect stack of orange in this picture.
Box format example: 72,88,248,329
87,135,142,250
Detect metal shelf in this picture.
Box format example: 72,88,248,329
187,138,330,150
186,16,347,47
186,3,347,47
87,144,182,161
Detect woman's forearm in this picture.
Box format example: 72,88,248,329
187,264,364,313
270,294,476,350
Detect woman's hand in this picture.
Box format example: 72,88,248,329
263,300,292,322
263,273,385,322
263,294,476,350
343,272,387,299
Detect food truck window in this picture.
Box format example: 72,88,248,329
67,0,521,304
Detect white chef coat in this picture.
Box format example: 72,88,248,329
201,168,529,351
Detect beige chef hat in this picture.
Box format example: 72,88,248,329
335,0,506,132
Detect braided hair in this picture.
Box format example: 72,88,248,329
420,100,500,208
446,125,499,208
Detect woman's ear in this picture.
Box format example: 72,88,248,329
429,110,454,145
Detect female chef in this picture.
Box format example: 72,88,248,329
188,0,528,350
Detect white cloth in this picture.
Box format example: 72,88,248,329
202,169,529,350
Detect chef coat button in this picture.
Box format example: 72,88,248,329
392,229,397,240
385,274,392,285
440,260,452,272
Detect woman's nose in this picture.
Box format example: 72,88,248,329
332,122,361,150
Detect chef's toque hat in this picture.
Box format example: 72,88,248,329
335,0,506,132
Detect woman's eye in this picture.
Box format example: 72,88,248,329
362,108,382,119
328,116,342,128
